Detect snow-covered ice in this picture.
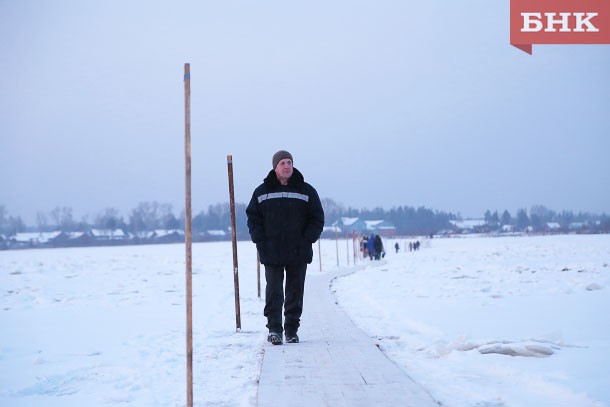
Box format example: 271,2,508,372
1,242,266,406
1,234,609,406
334,234,610,406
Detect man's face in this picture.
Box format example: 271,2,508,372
274,158,293,183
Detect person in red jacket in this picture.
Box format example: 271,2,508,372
246,150,325,345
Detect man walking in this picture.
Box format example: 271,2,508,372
246,150,324,345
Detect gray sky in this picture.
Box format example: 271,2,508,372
2,0,609,225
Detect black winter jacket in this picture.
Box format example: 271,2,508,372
246,168,324,266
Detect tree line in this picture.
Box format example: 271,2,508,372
481,205,610,233
1,201,608,238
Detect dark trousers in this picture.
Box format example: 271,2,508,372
264,264,307,334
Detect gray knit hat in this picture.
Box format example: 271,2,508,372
272,150,293,169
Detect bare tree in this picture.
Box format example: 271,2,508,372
129,201,176,232
36,211,49,231
50,206,75,231
0,205,7,233
96,208,123,230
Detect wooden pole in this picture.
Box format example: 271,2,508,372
346,230,349,266
318,239,322,272
352,230,357,264
335,226,339,267
256,252,261,299
183,63,193,407
227,155,241,331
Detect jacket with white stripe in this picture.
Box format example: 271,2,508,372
246,168,324,266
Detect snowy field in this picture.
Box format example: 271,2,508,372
1,234,609,406
334,234,610,407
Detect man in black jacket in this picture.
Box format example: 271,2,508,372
246,150,325,345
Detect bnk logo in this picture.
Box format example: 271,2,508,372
510,0,610,54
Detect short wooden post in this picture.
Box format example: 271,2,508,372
352,230,357,264
257,252,261,299
335,226,339,267
318,239,322,272
346,230,349,265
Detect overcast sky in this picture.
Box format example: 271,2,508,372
1,0,609,225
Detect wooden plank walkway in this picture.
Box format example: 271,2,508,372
257,266,439,406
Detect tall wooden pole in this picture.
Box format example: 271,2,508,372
227,155,241,331
183,63,193,407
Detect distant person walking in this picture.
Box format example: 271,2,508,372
368,234,375,260
394,242,400,253
246,150,325,345
373,234,384,260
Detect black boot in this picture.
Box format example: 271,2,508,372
267,331,283,345
285,331,299,344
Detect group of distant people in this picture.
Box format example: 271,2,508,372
360,235,425,259
361,234,385,260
